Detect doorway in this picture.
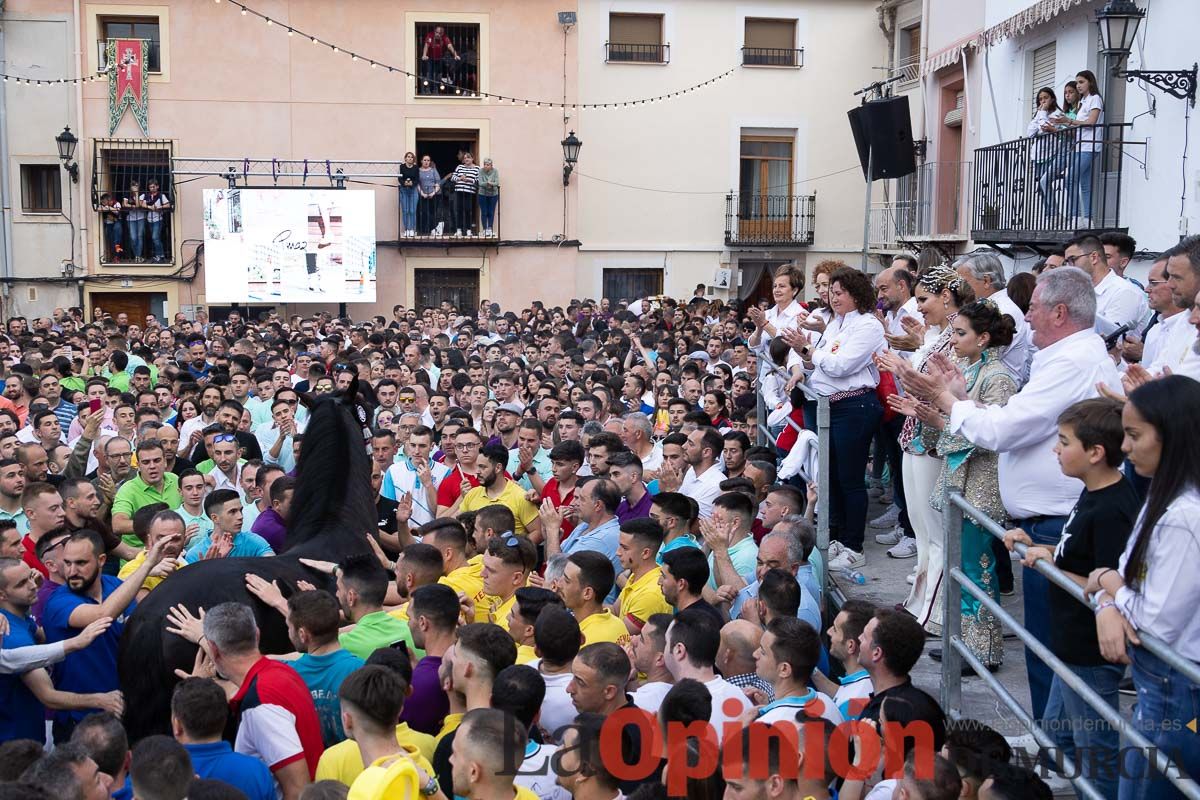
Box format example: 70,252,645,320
414,269,479,312
89,291,167,323
413,129,480,180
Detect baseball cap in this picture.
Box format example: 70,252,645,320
496,402,524,416
688,351,711,362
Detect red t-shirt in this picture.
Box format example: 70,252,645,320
424,31,452,59
229,657,324,778
541,477,578,540
21,536,48,578
437,465,481,509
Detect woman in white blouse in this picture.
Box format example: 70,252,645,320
747,264,805,348
781,264,885,571
1087,375,1200,799
1064,70,1104,224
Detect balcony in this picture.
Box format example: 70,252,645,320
605,42,670,64
741,47,804,68
890,54,920,88
870,161,971,249
725,193,816,246
97,39,161,73
396,190,500,245
971,124,1140,245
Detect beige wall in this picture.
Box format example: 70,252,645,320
74,0,580,316
576,0,882,301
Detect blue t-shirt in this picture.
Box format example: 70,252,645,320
183,531,274,563
0,608,46,742
289,649,364,746
184,741,276,800
43,575,133,724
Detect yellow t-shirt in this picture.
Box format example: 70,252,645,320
578,609,631,647
442,561,489,623
617,567,673,630
435,712,464,745
488,592,518,628
317,731,434,786
388,602,409,623
515,644,538,665
116,549,173,593
458,481,540,535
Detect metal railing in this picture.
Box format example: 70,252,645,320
869,161,972,248
756,356,831,604
725,193,816,246
97,39,162,73
605,42,670,64
890,53,920,86
397,187,499,242
741,46,804,67
942,491,1200,800
415,23,481,95
971,123,1142,245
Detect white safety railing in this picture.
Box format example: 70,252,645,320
941,490,1200,800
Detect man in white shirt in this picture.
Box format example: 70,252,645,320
1127,257,1180,368
1143,238,1200,381
618,412,662,475
955,252,1034,386
875,262,919,342
380,425,448,528
678,428,725,519
663,608,751,743
899,266,1120,724
1067,234,1147,331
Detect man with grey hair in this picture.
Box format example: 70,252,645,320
726,519,821,634
955,252,1034,386
166,601,322,799
20,740,110,800
898,265,1119,724
619,412,662,474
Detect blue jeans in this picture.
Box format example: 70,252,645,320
1015,514,1067,721
1036,152,1068,217
479,193,498,230
104,220,122,259
1119,646,1200,800
1068,150,1097,218
1043,662,1124,799
126,218,145,258
804,392,882,551
400,187,418,231
149,219,164,260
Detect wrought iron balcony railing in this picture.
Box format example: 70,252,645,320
726,193,816,246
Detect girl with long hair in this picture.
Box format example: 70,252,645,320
1086,375,1200,800
1065,70,1104,223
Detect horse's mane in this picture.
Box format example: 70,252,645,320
283,380,376,553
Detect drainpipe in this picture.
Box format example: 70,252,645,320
917,0,931,145
0,11,15,315
72,0,87,299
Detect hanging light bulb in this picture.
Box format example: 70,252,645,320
311,36,318,44
241,7,247,14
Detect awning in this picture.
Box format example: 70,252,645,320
980,0,1097,46
921,34,982,76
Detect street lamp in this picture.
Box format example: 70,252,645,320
55,126,80,183
561,130,582,186
1095,0,1196,106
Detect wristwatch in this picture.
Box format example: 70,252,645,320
420,775,440,797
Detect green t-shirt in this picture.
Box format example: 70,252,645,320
112,472,182,550
339,611,424,661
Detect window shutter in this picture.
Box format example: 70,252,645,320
1031,42,1057,112
744,19,795,50
609,13,662,46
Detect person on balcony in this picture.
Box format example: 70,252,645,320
99,193,123,262
123,180,146,263
1064,70,1104,226
399,152,419,239
450,152,480,238
477,158,500,238
1027,87,1069,221
143,180,172,264
420,26,460,94
417,156,443,237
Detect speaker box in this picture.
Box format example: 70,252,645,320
847,96,916,181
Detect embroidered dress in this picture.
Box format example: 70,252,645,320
930,348,1017,667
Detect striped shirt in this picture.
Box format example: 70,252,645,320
452,165,480,193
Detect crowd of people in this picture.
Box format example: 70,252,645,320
0,231,1196,800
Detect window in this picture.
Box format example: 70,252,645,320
92,139,175,264
743,18,800,67
415,23,481,96
1030,42,1056,113
20,165,62,213
607,13,668,63
415,269,479,310
895,25,921,84
603,269,662,302
98,16,161,73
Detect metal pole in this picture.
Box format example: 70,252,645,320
816,395,831,602
0,22,14,311
861,144,873,271
941,493,964,715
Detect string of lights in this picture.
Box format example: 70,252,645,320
215,0,734,109
1,71,107,86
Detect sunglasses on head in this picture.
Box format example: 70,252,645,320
213,433,237,444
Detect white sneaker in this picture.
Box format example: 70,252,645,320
887,536,918,559
826,540,844,563
485,228,493,237
906,572,916,585
454,229,463,238
869,505,901,529
875,526,903,546
830,546,866,571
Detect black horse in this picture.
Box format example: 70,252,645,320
119,383,376,742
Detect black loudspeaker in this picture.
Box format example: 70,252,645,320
847,96,916,181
